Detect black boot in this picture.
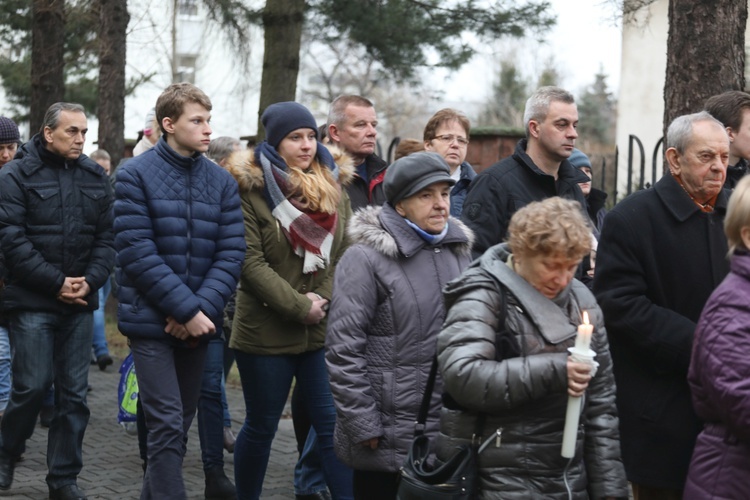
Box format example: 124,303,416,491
0,449,15,490
204,466,236,500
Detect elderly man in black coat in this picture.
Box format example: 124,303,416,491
594,111,730,500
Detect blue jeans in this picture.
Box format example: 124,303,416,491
197,338,225,471
0,326,10,412
92,279,111,358
234,348,353,500
1,310,92,489
295,428,328,495
131,338,207,500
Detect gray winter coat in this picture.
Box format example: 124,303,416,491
437,245,628,499
325,204,473,472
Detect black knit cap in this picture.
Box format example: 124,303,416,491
384,151,456,205
0,117,20,145
261,102,318,149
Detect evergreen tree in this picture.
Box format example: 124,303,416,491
480,59,529,128
577,68,616,148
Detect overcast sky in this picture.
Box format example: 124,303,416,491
439,0,622,104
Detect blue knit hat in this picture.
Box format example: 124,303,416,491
0,116,20,144
261,102,318,148
568,148,592,170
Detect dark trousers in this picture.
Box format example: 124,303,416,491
2,311,92,490
631,482,682,500
353,470,399,500
130,338,207,500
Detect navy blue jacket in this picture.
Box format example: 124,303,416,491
0,135,114,313
449,161,477,217
114,138,245,342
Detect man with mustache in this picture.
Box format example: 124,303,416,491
461,86,589,258
594,111,731,500
0,103,114,500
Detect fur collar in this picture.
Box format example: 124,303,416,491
348,205,474,259
225,144,354,193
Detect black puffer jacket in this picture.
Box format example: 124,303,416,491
346,153,387,211
0,135,114,313
436,245,628,499
460,140,589,259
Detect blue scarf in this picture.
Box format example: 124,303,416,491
404,218,449,245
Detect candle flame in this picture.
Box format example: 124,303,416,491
583,311,589,325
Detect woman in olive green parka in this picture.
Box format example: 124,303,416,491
225,102,354,499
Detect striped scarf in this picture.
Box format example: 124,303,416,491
256,141,339,274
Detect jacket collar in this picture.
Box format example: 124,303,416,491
347,204,474,259
154,136,203,169
655,172,729,222
477,244,578,345
17,134,102,177
513,139,590,184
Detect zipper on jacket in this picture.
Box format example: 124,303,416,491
186,168,192,267
478,428,503,455
275,219,280,242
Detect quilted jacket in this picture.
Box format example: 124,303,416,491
436,245,628,499
325,204,473,472
114,137,245,342
225,146,353,356
684,251,750,499
0,135,114,314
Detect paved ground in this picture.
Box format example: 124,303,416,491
3,357,298,499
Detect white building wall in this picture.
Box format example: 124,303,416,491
87,0,264,155
615,0,669,195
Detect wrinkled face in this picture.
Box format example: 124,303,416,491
278,128,317,170
578,166,592,196
530,101,578,161
728,108,750,162
424,119,469,171
44,110,87,160
668,120,729,204
329,104,377,159
0,142,17,167
395,182,451,234
514,252,581,299
163,102,212,156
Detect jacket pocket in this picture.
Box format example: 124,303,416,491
79,184,108,224
25,183,61,225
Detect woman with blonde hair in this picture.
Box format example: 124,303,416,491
436,197,627,498
684,175,750,499
226,102,354,499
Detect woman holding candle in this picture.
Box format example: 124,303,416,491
684,176,750,499
436,197,628,499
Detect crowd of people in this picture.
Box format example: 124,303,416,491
0,81,746,500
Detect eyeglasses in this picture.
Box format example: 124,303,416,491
433,134,469,146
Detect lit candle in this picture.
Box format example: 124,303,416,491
561,310,596,458
574,311,593,351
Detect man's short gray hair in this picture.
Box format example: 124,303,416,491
666,111,726,154
522,86,575,136
41,102,86,134
207,136,241,164
89,149,110,162
327,95,374,128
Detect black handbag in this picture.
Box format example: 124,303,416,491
396,356,484,499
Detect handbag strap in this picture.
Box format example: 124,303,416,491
415,355,439,433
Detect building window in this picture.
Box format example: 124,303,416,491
176,54,197,84
178,0,198,17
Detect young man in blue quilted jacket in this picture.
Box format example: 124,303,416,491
113,83,246,500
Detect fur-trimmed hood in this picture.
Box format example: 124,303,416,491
348,204,474,259
224,144,354,193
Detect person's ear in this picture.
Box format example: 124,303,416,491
328,124,340,143
162,117,175,135
395,201,407,217
740,225,750,250
528,119,540,139
665,147,682,177
43,126,54,144
727,126,735,143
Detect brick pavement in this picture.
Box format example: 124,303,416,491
2,358,298,499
